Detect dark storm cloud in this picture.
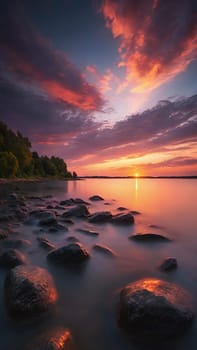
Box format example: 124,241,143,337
101,0,197,91
0,1,104,111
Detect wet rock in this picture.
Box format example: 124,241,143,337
111,213,134,225
129,233,171,242
159,257,178,271
48,223,68,233
61,219,74,225
47,243,90,265
117,207,128,211
24,218,37,226
30,210,56,220
3,238,31,249
26,328,73,350
60,199,74,206
88,211,112,223
4,265,58,316
73,198,89,205
119,278,194,337
77,228,99,236
62,204,89,218
38,213,57,226
0,229,9,239
37,237,56,250
93,244,116,256
130,210,141,215
89,195,104,201
66,236,80,242
0,249,27,268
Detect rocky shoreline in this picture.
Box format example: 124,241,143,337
0,187,195,349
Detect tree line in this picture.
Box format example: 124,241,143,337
0,121,77,179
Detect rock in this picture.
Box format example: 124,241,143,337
30,210,56,220
89,195,104,201
25,328,73,350
39,216,57,226
24,218,37,226
159,257,178,271
48,223,68,233
130,210,141,215
129,233,171,242
0,249,27,268
62,204,89,218
88,211,112,223
119,278,194,337
59,199,75,206
0,229,9,239
117,207,128,211
66,236,80,242
61,219,74,225
77,228,99,236
37,237,56,251
5,265,58,316
3,239,31,249
93,244,116,256
111,213,134,225
47,243,90,265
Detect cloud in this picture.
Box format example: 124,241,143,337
61,95,197,162
101,0,197,92
0,1,104,111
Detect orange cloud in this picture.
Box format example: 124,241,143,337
102,0,197,92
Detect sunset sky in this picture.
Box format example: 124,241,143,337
0,0,197,176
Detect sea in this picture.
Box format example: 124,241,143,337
0,178,197,350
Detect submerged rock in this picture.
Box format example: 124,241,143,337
0,249,27,268
88,211,112,223
4,265,58,316
93,244,116,256
47,243,90,265
77,228,99,236
89,195,104,201
0,229,9,239
111,213,134,225
159,257,178,271
3,238,31,249
129,233,171,242
37,237,56,251
117,207,128,211
119,278,194,337
26,328,73,350
62,204,89,218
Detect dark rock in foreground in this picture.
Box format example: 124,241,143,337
47,243,90,265
93,244,116,256
0,248,27,268
62,204,89,218
119,278,194,337
0,229,9,239
111,213,134,225
5,265,58,317
129,233,171,242
159,257,178,271
117,207,128,211
89,195,104,201
26,328,73,350
88,211,112,223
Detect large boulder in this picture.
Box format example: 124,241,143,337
4,265,58,316
62,204,89,218
88,211,112,223
25,328,73,350
119,278,194,337
0,249,27,268
47,243,90,265
111,213,134,225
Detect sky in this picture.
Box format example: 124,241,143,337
0,0,197,176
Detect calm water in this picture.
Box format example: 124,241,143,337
0,178,197,349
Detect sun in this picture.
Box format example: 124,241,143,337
135,172,139,178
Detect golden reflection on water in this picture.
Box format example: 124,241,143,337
135,177,138,198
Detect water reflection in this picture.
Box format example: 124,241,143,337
135,177,138,199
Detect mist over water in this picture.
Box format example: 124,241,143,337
0,179,197,350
